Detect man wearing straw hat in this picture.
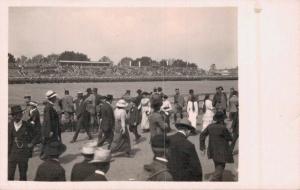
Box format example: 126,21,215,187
8,105,40,180
34,141,67,181
71,141,97,181
167,117,203,181
84,147,112,181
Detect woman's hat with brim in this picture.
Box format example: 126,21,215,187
43,141,67,156
175,118,195,131
213,111,226,122
89,147,112,163
9,105,24,115
45,90,57,99
116,99,128,108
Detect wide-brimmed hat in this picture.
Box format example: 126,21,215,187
28,101,38,107
217,86,224,90
43,141,66,156
89,147,111,163
213,111,226,122
24,96,31,99
81,140,98,155
9,105,24,115
116,99,128,108
45,90,57,99
175,118,195,131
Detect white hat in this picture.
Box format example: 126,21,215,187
81,140,98,155
45,90,57,99
28,101,38,107
89,147,111,163
116,99,128,108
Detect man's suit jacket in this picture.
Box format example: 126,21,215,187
199,123,233,163
84,172,107,181
74,99,89,119
61,95,74,113
42,101,60,142
34,159,66,181
8,120,39,161
168,132,203,181
99,102,115,132
71,160,96,181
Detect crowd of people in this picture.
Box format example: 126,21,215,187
8,85,239,181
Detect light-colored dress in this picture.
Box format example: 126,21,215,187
202,99,214,131
110,108,131,154
140,98,150,130
187,101,198,129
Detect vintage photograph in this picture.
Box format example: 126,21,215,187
8,7,238,182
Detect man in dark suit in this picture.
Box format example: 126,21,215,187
167,118,203,181
41,90,61,159
84,148,111,181
8,105,40,181
71,92,93,143
97,95,115,148
71,141,97,181
61,90,75,131
34,141,66,181
212,86,228,116
200,111,233,181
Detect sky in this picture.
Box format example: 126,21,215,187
9,7,237,70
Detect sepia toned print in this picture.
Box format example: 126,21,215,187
8,7,238,182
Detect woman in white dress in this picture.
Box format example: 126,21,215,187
140,92,151,132
202,94,214,131
187,89,198,133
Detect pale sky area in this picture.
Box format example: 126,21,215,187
9,7,237,69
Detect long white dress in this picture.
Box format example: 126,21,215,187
187,101,198,129
140,98,150,130
202,99,214,131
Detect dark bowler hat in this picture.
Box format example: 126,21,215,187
151,135,170,148
105,94,113,101
175,118,195,131
24,96,31,99
43,141,67,157
157,87,162,92
213,111,226,122
218,86,224,90
9,105,24,115
86,88,92,93
136,89,142,94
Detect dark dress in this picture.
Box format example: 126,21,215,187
168,132,203,181
98,101,115,147
34,159,66,181
71,160,96,181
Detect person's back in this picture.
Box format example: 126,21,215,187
71,161,96,181
147,159,173,181
35,159,66,181
61,95,74,113
149,111,166,139
100,102,115,131
168,133,202,181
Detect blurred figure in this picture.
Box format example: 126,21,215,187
83,88,92,100
168,118,203,181
84,148,112,181
157,87,164,99
71,141,97,181
149,95,167,140
28,101,42,138
71,92,93,143
161,95,172,132
228,90,239,121
35,141,66,181
173,88,185,123
22,95,31,122
144,135,173,181
212,86,227,117
140,92,151,133
200,111,233,181
201,94,214,132
187,89,198,134
8,105,40,181
128,98,142,141
97,95,115,148
110,99,131,157
61,90,75,132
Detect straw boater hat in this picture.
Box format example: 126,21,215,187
175,118,195,131
45,90,57,99
116,99,128,108
43,141,66,156
89,148,112,163
9,105,24,115
81,140,98,155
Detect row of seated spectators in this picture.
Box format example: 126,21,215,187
9,65,205,78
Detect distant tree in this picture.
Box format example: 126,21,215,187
20,55,28,65
8,53,16,64
119,57,134,66
133,56,152,66
98,56,112,63
172,59,187,67
47,54,59,65
159,59,168,67
59,51,90,61
31,54,45,64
